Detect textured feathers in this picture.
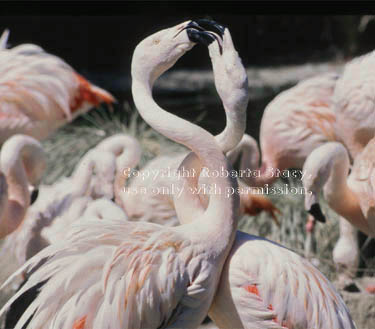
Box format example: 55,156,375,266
0,219,219,329
0,31,114,143
210,232,356,329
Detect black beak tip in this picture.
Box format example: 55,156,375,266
195,18,226,37
30,188,39,205
186,28,215,46
308,203,326,223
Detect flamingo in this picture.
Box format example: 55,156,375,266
118,143,279,227
0,134,46,238
330,50,375,278
0,20,241,329
170,27,356,329
111,18,278,226
239,72,340,188
300,48,375,288
0,29,115,143
302,140,375,290
222,73,341,257
1,141,128,329
333,50,375,160
221,73,339,260
1,145,119,267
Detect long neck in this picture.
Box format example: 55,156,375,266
71,152,97,197
175,86,248,225
0,151,31,238
215,103,246,154
339,216,358,241
227,134,276,187
0,168,29,238
326,178,370,234
323,159,370,235
96,135,142,208
132,78,239,251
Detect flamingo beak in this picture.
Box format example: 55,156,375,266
184,19,225,50
194,19,225,36
28,185,39,205
307,203,326,223
186,29,216,46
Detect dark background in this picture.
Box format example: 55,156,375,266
2,2,375,137
2,15,374,74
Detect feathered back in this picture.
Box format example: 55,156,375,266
0,30,114,142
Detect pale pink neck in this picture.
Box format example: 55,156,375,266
0,167,29,238
132,77,239,250
96,135,142,209
0,136,46,238
71,154,97,197
329,183,370,235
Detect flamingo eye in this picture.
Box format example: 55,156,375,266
153,39,160,45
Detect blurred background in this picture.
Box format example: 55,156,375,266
2,14,375,139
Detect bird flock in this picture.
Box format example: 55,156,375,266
0,18,373,329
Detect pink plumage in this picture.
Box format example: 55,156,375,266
0,29,115,143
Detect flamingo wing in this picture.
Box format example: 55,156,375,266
260,73,339,169
334,52,375,123
333,52,375,157
211,231,356,329
0,219,211,329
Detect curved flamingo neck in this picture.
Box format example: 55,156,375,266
328,182,370,235
96,135,142,209
71,151,98,197
215,103,246,154
227,135,277,187
132,76,239,250
321,151,370,235
0,137,45,237
339,216,359,240
250,162,278,187
0,166,28,238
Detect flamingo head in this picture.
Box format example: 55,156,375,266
131,20,220,85
302,142,349,224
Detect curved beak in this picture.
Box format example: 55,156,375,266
28,185,39,205
307,203,326,223
183,19,225,51
186,28,216,46
195,19,225,36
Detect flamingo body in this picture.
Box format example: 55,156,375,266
0,134,46,238
0,30,114,143
1,147,118,266
0,20,240,329
244,73,339,187
210,231,357,329
303,140,375,284
333,51,375,159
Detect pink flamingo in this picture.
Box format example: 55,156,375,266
0,134,46,238
333,50,375,160
171,27,356,329
240,72,339,187
303,140,375,291
0,29,115,143
0,20,240,329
